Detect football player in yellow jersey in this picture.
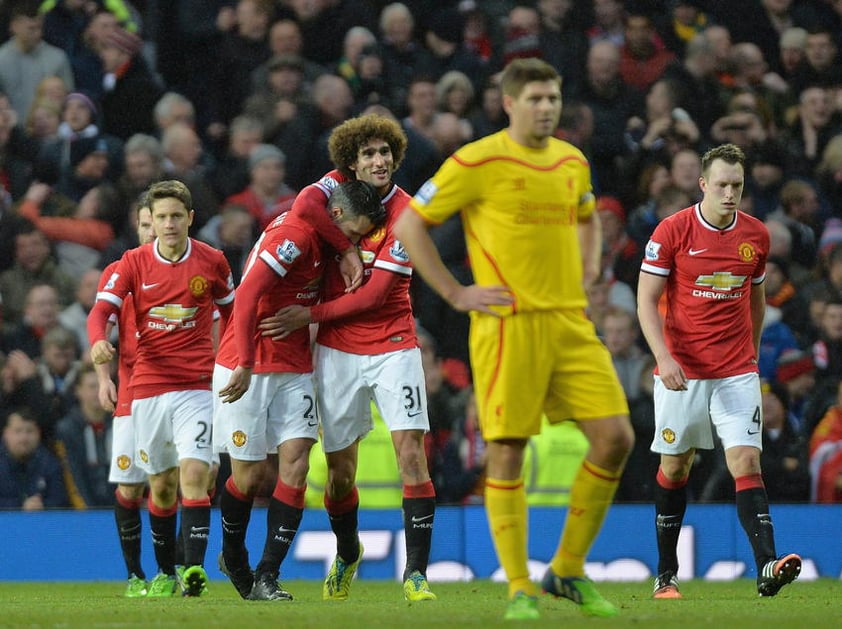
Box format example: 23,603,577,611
395,58,633,620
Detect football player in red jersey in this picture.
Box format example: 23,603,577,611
94,198,155,597
638,143,801,599
212,180,385,601
88,180,235,597
262,114,438,602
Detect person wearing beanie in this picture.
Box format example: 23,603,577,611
0,3,75,122
417,8,486,93
98,27,162,140
224,143,297,230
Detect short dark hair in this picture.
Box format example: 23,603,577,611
3,406,38,430
328,180,387,229
701,143,745,175
147,180,192,212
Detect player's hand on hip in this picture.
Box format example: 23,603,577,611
449,284,514,315
658,356,688,391
219,366,252,403
258,305,311,340
90,340,115,365
339,247,363,292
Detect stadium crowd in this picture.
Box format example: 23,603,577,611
2,0,842,512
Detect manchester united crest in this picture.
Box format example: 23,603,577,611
232,430,247,448
139,449,149,463
117,455,131,470
189,275,208,297
737,242,756,263
661,428,676,444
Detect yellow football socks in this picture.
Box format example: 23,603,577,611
485,476,535,598
551,459,621,577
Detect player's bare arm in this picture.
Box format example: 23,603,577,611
637,272,687,391
93,361,117,412
394,207,513,315
578,212,602,292
339,246,364,292
218,365,253,404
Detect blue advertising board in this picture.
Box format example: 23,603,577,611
1,504,839,582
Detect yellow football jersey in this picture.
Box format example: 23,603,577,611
409,130,595,313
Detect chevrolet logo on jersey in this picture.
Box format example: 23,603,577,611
695,272,746,291
148,303,199,326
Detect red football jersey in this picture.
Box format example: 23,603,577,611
641,204,769,379
313,171,416,355
98,259,137,416
216,210,323,374
97,238,235,398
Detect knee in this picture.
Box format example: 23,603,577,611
117,483,145,501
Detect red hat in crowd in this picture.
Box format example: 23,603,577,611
596,196,626,223
776,349,815,383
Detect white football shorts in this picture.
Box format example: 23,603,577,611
651,372,763,454
131,389,214,474
108,414,147,484
315,344,430,453
212,364,318,461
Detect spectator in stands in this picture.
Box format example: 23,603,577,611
767,179,821,273
781,85,841,178
817,135,842,214
403,76,438,142
416,7,486,90
256,18,325,88
0,1,75,122
209,115,264,202
0,227,76,328
54,135,111,202
35,325,81,428
789,26,842,96
587,0,625,47
160,122,217,230
580,39,642,197
0,349,51,437
58,267,100,354
68,8,118,101
113,133,164,234
224,143,296,230
0,406,68,510
776,348,817,435
98,27,162,141
197,203,255,286
535,0,588,100
619,8,675,92
627,183,693,248
625,78,699,168
15,180,116,278
208,0,273,136
809,378,842,502
747,140,787,220
663,34,725,143
378,2,427,118
469,79,506,140
244,55,309,148
300,74,354,183
597,195,642,292
153,91,196,136
25,97,61,143
38,91,120,186
765,256,812,347
54,362,113,508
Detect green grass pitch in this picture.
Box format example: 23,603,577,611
1,579,839,628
